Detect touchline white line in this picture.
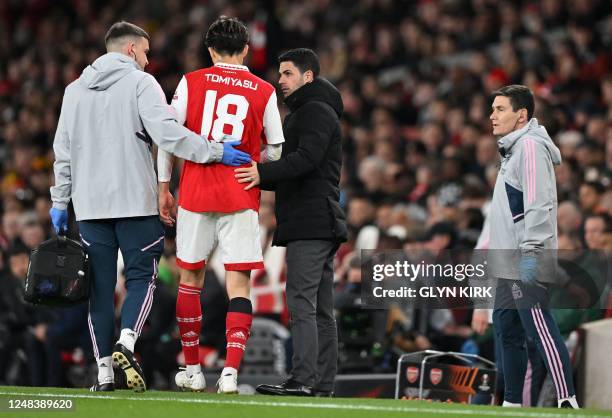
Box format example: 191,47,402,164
0,390,606,418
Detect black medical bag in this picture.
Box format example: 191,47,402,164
25,236,90,306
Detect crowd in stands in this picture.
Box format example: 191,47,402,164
0,0,610,393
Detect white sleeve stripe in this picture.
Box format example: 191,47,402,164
171,76,188,126
158,76,186,182
262,90,285,145
262,143,282,162
157,148,173,182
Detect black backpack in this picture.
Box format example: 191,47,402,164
25,236,90,306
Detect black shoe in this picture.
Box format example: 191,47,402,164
90,382,115,392
312,389,334,397
256,379,313,396
112,343,146,392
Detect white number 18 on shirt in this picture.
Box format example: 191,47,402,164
201,91,249,143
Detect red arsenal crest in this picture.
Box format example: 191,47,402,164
406,366,419,384
430,368,443,385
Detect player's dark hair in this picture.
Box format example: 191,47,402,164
205,16,249,56
491,84,535,119
278,48,320,77
105,21,150,48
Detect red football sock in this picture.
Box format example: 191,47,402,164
225,297,253,370
176,284,202,366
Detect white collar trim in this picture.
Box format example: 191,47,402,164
214,63,250,72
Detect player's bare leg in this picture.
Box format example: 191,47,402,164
217,270,252,394
181,267,205,288
175,267,206,391
226,270,250,299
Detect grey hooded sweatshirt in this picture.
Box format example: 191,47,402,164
50,52,223,221
488,118,562,281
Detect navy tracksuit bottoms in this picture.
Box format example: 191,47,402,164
492,279,575,404
78,216,164,359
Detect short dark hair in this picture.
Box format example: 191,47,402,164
7,242,29,258
581,181,605,195
205,16,249,56
491,84,535,119
105,21,150,48
586,213,612,232
278,48,320,77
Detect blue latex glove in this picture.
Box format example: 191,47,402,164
49,207,68,234
519,254,538,284
221,141,251,166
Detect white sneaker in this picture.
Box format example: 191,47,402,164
558,396,580,409
216,368,238,394
175,369,206,392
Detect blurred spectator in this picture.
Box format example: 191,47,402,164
18,213,45,250
0,245,30,384
557,200,584,235
579,181,605,214
584,213,611,250
3,240,92,387
23,304,92,387
0,243,52,386
348,196,375,234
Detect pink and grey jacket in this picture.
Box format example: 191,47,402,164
488,118,562,282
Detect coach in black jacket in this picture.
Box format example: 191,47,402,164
236,48,346,396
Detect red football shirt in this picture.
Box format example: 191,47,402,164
171,63,284,213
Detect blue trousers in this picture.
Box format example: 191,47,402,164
78,216,164,359
492,279,574,404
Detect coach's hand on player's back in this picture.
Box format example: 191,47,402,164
221,141,251,166
234,162,260,190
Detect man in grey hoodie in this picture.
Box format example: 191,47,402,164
49,21,251,392
488,85,578,409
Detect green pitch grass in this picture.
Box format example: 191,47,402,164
0,386,610,418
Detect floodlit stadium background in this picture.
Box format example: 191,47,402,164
0,0,610,411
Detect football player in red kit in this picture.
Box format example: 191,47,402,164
157,16,284,393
